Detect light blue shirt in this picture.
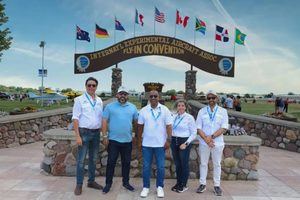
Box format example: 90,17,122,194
103,101,138,143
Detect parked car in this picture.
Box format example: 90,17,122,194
0,92,10,100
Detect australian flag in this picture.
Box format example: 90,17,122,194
115,18,125,31
76,26,90,42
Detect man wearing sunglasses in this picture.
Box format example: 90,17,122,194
101,86,138,194
72,77,103,195
195,90,228,196
137,90,173,198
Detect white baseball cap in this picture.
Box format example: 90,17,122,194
117,86,129,94
206,90,217,96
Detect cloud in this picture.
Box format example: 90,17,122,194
0,75,39,88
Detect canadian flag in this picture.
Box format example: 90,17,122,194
176,10,189,28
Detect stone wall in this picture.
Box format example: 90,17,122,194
0,108,72,149
42,128,261,180
188,100,300,153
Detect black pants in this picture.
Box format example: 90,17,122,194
105,140,132,186
171,136,191,187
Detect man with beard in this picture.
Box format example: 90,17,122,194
101,86,138,193
137,90,173,198
196,90,228,196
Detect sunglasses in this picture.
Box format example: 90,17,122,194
119,92,128,96
207,96,216,100
149,95,158,99
87,84,97,88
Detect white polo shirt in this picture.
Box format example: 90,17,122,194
138,103,173,147
72,93,103,129
172,112,197,144
196,105,228,147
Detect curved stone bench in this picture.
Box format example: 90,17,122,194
41,128,261,180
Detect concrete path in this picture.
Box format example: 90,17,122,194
0,142,300,200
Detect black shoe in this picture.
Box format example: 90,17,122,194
171,183,180,192
74,184,82,195
176,185,188,193
214,186,223,196
87,181,103,190
102,185,111,194
196,184,206,193
123,183,135,191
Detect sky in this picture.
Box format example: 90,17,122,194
1,0,299,94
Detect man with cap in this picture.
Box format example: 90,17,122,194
101,86,139,193
195,90,228,196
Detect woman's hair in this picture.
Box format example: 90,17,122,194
174,99,190,112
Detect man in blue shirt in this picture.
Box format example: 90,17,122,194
101,86,138,194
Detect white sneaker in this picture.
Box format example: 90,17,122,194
140,188,149,198
157,186,164,198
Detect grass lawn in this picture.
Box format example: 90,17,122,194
0,99,74,113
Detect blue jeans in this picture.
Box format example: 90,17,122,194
142,146,165,188
171,136,191,187
76,128,100,185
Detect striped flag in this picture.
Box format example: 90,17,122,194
155,7,165,23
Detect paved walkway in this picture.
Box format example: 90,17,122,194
0,142,300,200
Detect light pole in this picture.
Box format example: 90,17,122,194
39,41,46,107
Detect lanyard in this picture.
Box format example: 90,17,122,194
207,106,218,122
173,114,185,130
85,93,96,110
151,107,161,121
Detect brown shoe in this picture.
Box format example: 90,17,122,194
87,181,103,190
74,184,82,195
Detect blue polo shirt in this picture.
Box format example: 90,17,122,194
103,101,138,143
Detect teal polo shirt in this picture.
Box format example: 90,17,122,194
103,101,138,143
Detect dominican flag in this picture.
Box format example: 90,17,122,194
115,17,125,31
135,9,144,26
215,25,229,42
76,26,90,42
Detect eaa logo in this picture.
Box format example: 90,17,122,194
218,58,232,75
76,56,90,72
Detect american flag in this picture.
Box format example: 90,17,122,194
155,7,165,23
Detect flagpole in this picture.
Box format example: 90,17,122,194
134,9,136,37
94,23,96,51
233,28,236,57
154,7,156,35
75,25,77,53
191,18,196,71
114,16,118,69
174,10,177,38
214,25,217,54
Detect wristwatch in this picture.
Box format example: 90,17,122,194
185,142,189,146
211,134,216,139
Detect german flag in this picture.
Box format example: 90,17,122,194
95,24,109,38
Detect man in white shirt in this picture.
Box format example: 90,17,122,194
196,90,228,196
224,95,233,109
137,90,173,198
72,77,103,195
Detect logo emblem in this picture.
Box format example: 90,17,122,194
218,58,232,75
76,55,90,72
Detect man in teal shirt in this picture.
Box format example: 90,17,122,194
102,86,138,193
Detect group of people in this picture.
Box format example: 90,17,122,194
72,77,229,198
275,97,289,114
222,94,242,111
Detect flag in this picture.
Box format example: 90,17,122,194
195,18,206,35
176,10,189,28
235,28,246,45
115,18,125,31
215,25,229,42
155,7,165,23
76,26,90,42
95,24,109,38
135,9,144,26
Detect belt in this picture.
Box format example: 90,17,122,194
79,127,100,131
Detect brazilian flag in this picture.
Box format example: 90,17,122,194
235,28,246,45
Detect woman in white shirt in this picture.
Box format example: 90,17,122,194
171,99,197,193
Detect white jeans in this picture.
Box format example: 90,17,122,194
199,144,224,186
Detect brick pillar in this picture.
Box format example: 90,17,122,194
111,68,122,96
185,70,197,100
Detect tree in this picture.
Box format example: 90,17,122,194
177,90,184,94
0,0,12,61
244,93,251,98
288,92,294,95
61,88,73,93
165,89,176,96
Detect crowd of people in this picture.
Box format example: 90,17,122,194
72,77,229,198
221,94,242,112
